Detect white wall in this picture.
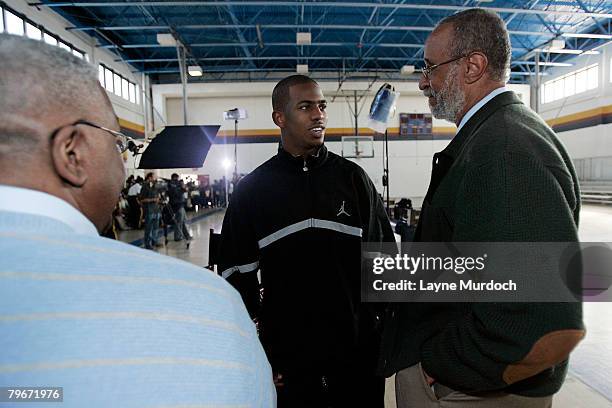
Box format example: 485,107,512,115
152,81,529,204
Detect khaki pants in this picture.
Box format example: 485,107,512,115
395,364,553,408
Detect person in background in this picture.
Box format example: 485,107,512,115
139,171,162,249
0,33,274,408
167,173,192,242
126,175,142,228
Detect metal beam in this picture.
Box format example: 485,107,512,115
512,61,573,66
575,0,608,35
30,1,612,18
117,55,566,65
99,42,431,49
120,56,425,62
67,23,577,39
225,4,256,68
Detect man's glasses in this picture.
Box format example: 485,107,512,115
50,120,134,154
421,55,467,80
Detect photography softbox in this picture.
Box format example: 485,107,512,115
138,125,220,169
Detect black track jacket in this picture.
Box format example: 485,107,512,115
218,144,395,372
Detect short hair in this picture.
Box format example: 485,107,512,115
272,75,319,112
171,173,179,179
436,8,511,82
145,172,155,180
0,34,106,151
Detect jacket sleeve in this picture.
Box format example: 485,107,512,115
420,151,585,392
355,168,396,245
218,184,261,319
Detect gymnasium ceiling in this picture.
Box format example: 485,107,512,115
32,0,612,83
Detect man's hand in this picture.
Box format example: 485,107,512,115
423,368,435,386
273,373,284,388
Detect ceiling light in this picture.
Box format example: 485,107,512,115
297,64,309,74
400,65,415,76
156,33,176,46
533,48,599,55
296,32,312,45
550,39,566,50
188,65,203,76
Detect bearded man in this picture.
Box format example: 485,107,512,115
378,9,585,408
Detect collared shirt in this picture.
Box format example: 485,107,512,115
0,184,98,236
127,183,141,196
456,86,510,134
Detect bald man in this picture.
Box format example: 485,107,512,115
0,34,274,408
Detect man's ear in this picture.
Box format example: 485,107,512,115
272,110,286,128
464,52,488,84
50,125,88,187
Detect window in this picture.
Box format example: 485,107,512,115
98,65,105,86
563,75,575,97
104,67,114,93
121,78,129,100
554,79,564,101
43,32,57,46
98,64,140,104
113,73,122,97
58,41,71,52
586,65,598,90
575,69,587,93
129,83,136,104
25,22,41,40
5,9,24,36
1,5,88,60
542,63,599,104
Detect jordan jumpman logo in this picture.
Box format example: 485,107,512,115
337,200,350,217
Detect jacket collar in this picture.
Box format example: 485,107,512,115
441,90,522,160
277,143,329,171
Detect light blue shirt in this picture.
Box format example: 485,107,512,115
0,185,98,236
456,86,511,134
0,186,275,407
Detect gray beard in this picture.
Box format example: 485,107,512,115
426,64,466,123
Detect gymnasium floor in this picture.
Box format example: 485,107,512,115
118,204,612,407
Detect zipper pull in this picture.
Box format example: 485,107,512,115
303,158,308,172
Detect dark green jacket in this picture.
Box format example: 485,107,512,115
378,91,585,397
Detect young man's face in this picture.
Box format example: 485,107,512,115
277,82,328,156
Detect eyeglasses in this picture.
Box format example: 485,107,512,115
421,55,467,79
50,120,134,154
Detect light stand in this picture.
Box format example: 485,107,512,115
234,119,238,180
383,129,390,212
223,108,248,190
367,83,399,216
